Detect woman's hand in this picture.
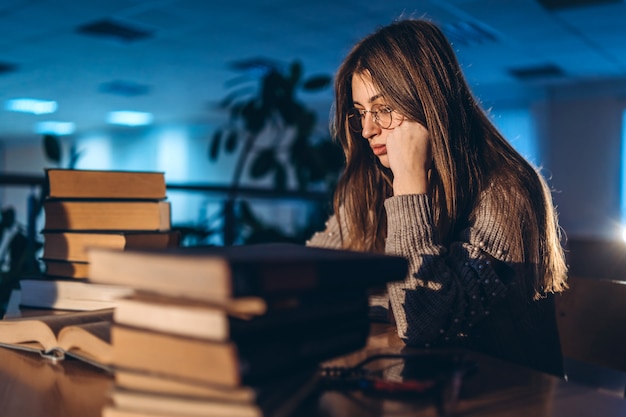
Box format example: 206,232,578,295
386,120,431,195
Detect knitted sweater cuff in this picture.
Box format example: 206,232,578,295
384,194,437,248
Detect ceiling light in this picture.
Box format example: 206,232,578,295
107,111,153,126
5,98,57,115
35,121,75,136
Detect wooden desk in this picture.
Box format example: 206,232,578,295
0,323,624,417
0,347,112,417
306,324,626,416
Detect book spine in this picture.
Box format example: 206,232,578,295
229,297,369,341
239,317,370,385
229,259,408,297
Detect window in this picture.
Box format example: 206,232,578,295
490,108,539,167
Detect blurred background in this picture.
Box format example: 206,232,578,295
0,0,625,257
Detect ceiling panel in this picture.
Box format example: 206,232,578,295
0,0,624,142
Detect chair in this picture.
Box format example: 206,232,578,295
555,275,626,396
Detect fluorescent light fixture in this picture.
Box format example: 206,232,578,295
5,98,58,115
35,121,76,136
4,98,57,114
107,110,153,126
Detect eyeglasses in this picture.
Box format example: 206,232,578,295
347,104,395,132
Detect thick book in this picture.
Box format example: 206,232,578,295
43,259,90,279
19,278,133,311
104,370,318,417
111,316,369,388
42,230,180,262
46,169,166,200
0,309,114,370
113,367,318,405
88,243,408,303
43,200,171,231
113,290,368,341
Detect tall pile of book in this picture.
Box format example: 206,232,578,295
20,169,180,312
87,243,408,417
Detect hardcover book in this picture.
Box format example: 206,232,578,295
45,169,166,200
43,200,171,231
111,316,369,388
42,230,180,262
43,259,90,279
104,369,318,417
88,243,408,304
112,368,313,403
19,278,133,311
113,290,368,341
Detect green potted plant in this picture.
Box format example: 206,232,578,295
209,59,343,244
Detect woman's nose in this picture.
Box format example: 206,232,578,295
361,112,380,140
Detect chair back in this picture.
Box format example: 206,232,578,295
556,276,626,373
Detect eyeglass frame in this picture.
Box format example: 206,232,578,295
346,104,396,132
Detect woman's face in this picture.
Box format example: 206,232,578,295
350,72,398,168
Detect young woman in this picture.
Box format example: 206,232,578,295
307,19,568,376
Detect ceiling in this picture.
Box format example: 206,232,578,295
0,0,625,142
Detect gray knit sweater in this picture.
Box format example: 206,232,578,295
307,190,564,377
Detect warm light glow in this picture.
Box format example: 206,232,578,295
106,110,153,126
5,98,57,115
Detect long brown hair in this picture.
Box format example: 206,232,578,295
331,19,567,297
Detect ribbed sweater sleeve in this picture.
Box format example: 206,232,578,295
384,192,519,347
306,214,343,249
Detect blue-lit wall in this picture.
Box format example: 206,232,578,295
1,79,626,243
0,120,322,246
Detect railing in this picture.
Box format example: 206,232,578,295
0,173,332,247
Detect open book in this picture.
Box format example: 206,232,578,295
0,308,113,370
0,346,112,417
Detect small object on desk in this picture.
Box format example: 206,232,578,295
319,351,476,416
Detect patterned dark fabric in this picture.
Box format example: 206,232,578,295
308,187,564,377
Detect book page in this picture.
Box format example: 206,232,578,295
0,309,113,354
21,309,113,335
57,321,112,369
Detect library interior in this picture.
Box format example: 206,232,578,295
0,1,625,416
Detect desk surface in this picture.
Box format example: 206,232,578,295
0,323,624,417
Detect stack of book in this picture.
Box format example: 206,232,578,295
20,169,180,311
86,243,408,417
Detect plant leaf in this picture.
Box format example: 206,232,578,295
42,134,62,164
209,130,222,161
249,148,276,178
289,61,303,86
219,86,255,108
274,163,287,191
242,101,266,134
68,145,84,169
225,131,238,153
238,201,263,229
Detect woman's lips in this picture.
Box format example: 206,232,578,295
372,145,387,156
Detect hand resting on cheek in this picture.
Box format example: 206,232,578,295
386,120,431,196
